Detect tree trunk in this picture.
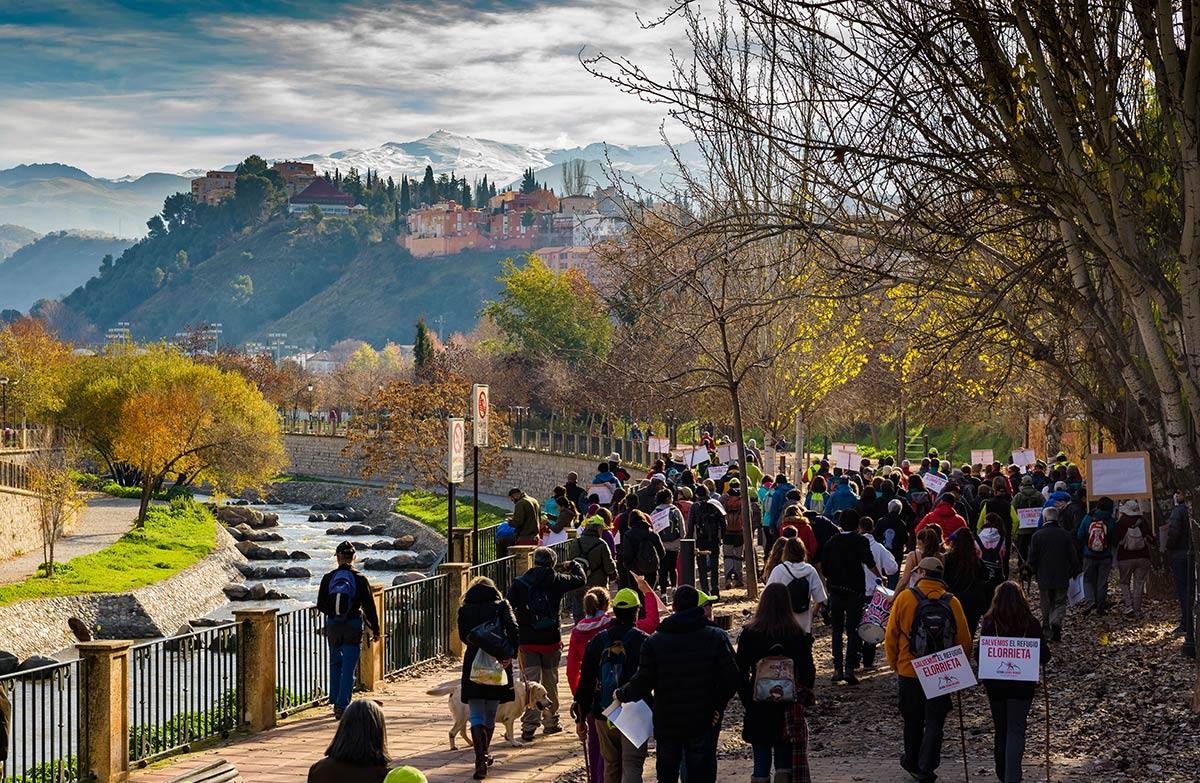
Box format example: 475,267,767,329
730,387,760,600
136,476,154,528
793,413,805,487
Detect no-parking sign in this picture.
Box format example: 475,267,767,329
448,417,465,483
472,384,489,447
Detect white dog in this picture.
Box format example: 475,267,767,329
426,678,551,750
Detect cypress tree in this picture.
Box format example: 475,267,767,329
400,176,411,213
414,316,434,373
421,165,435,205
460,180,472,208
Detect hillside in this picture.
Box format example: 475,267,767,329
0,166,190,235
0,230,132,311
0,224,40,259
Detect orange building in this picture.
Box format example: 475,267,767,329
488,188,560,213
405,200,486,257
190,171,237,206
532,246,597,277
272,161,317,197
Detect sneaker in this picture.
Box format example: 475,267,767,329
542,725,563,736
844,673,860,686
899,755,920,780
520,731,536,743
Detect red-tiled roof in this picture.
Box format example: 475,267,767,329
289,178,354,206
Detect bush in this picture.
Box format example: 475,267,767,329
71,471,193,501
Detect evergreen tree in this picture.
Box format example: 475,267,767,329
400,176,411,213
393,202,401,231
414,316,434,374
420,166,435,206
489,181,498,199
460,180,472,208
520,167,538,193
386,176,395,200
475,176,489,208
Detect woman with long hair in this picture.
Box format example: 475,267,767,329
943,528,991,635
898,525,944,590
737,583,817,783
977,581,1050,783
307,698,391,782
456,576,519,780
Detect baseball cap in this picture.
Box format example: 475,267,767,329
612,588,642,609
916,556,944,575
697,590,719,607
584,515,607,528
335,541,356,557
728,478,740,487
384,767,428,783
651,473,667,482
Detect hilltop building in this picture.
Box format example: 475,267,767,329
190,171,237,206
273,161,317,197
288,178,364,216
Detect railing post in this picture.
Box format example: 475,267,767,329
450,529,472,564
440,563,472,657
358,584,386,690
233,607,278,733
508,544,536,575
77,641,131,783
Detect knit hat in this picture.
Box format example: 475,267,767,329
678,486,693,500
533,546,557,567
1020,475,1034,487
1054,481,1067,492
612,588,642,609
384,767,428,783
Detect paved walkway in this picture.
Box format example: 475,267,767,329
0,494,140,584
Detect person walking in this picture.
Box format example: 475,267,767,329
621,509,666,590
507,547,586,741
819,509,881,685
898,526,944,591
915,494,968,540
1076,497,1117,615
736,583,817,783
721,478,750,589
874,499,908,588
690,485,726,597
1027,506,1080,641
307,698,392,783
1012,476,1045,575
884,557,972,783
1166,491,1195,645
653,488,685,593
859,513,898,670
567,587,614,783
457,576,520,779
976,581,1050,783
615,586,740,783
1114,500,1153,618
508,487,543,546
317,541,382,720
764,537,828,632
822,475,859,520
943,527,992,636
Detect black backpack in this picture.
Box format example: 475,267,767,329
517,576,558,631
634,535,659,574
781,563,812,614
908,584,957,657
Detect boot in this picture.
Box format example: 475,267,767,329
470,726,489,779
772,770,792,783
484,725,496,766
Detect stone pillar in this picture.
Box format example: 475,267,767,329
440,562,472,657
77,641,131,783
508,544,536,574
450,529,472,564
679,539,696,586
233,608,278,733
358,584,386,690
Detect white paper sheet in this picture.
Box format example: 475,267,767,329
602,699,653,747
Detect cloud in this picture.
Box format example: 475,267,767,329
0,0,689,177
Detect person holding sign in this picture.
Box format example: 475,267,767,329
1011,476,1045,576
621,510,667,591
976,581,1050,783
884,557,973,783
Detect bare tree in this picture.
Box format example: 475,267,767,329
27,429,84,576
561,159,589,197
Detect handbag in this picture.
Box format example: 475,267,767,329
467,617,513,659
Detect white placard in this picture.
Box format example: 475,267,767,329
541,529,568,547
708,465,729,482
603,699,653,748
588,484,614,505
1017,508,1041,530
1068,573,1085,605
717,443,738,463
448,417,465,484
471,384,489,447
648,436,671,455
687,446,711,467
650,507,672,533
831,442,856,467
922,472,948,494
978,636,1040,682
843,451,863,473
912,645,976,698
1011,449,1036,471
970,449,994,466
1087,452,1152,499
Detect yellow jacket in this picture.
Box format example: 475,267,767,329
884,577,973,678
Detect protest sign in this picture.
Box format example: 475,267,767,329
1086,451,1152,500
1017,507,1041,530
1011,448,1036,471
650,507,672,534
647,436,671,455
588,484,614,505
603,699,653,747
687,447,710,467
843,451,863,473
831,442,856,468
708,464,729,482
923,472,948,494
970,449,994,466
541,529,568,547
978,636,1040,682
912,645,976,699
717,443,738,463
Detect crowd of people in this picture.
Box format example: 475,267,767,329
308,442,1196,783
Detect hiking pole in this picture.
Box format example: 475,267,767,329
1044,671,1051,783
956,691,970,782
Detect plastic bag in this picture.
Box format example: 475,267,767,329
469,650,509,687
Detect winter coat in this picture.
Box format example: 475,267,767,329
1011,486,1045,532
653,503,685,551
510,494,542,542
1166,504,1192,554
1027,522,1081,591
767,482,796,529
915,502,968,540
575,619,649,719
1076,510,1117,559
566,612,613,694
808,513,839,564
565,481,588,514
736,625,815,744
506,562,586,646
822,484,860,520
457,581,520,703
884,578,972,678
316,566,381,642
874,511,908,565
577,528,617,588
616,607,740,739
621,515,666,577
943,556,991,636
690,498,727,552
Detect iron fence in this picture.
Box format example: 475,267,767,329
382,575,450,675
274,606,329,717
0,459,29,491
469,554,518,595
548,538,577,564
127,624,240,765
472,523,502,565
0,659,80,783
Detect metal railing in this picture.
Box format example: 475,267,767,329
548,538,577,564
274,606,329,717
472,522,503,565
508,429,653,468
0,659,81,783
128,624,240,765
382,574,450,675
0,459,30,491
468,554,518,595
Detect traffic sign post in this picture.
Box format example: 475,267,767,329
448,417,465,560
471,386,489,564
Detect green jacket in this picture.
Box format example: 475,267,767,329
511,495,542,541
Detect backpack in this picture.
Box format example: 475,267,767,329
697,503,722,544
753,645,797,703
517,576,558,631
809,492,826,515
1086,517,1108,553
908,584,957,657
594,628,637,713
328,569,357,620
1121,521,1147,551
910,491,933,522
724,496,744,532
980,544,1004,583
634,535,659,574
782,563,812,614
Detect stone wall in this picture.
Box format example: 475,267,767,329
284,434,616,503
0,488,43,560
0,525,245,660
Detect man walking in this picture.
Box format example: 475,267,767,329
507,546,586,740
1028,506,1080,641
1076,496,1117,614
821,509,881,684
316,541,381,719
615,586,739,783
508,487,542,546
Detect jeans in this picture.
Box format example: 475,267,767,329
898,676,952,782
697,552,720,596
1118,558,1151,614
468,698,500,728
751,742,790,777
659,550,678,590
595,714,648,783
1081,557,1112,611
655,724,720,783
828,589,866,674
723,542,745,586
520,647,562,734
326,617,362,710
986,693,1032,783
1171,552,1195,644
1038,587,1066,635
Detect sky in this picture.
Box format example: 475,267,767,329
0,0,687,178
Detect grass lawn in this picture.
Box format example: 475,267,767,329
0,499,216,607
393,489,508,535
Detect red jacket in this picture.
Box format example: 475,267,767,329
915,502,968,540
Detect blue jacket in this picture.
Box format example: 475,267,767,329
822,483,859,520
1076,510,1117,559
592,471,622,490
767,482,795,529
1039,491,1071,528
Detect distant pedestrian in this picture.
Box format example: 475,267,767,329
317,541,381,720
457,576,519,779
1114,500,1153,618
1166,491,1195,645
621,510,666,590
307,698,391,783
508,487,542,546
820,509,881,684
1076,497,1117,615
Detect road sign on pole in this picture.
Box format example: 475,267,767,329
472,384,490,447
448,417,465,484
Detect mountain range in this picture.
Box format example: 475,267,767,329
0,230,133,312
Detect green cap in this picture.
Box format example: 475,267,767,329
697,590,719,607
612,588,642,609
384,767,428,783
584,515,607,528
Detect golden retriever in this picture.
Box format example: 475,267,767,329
425,678,551,749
